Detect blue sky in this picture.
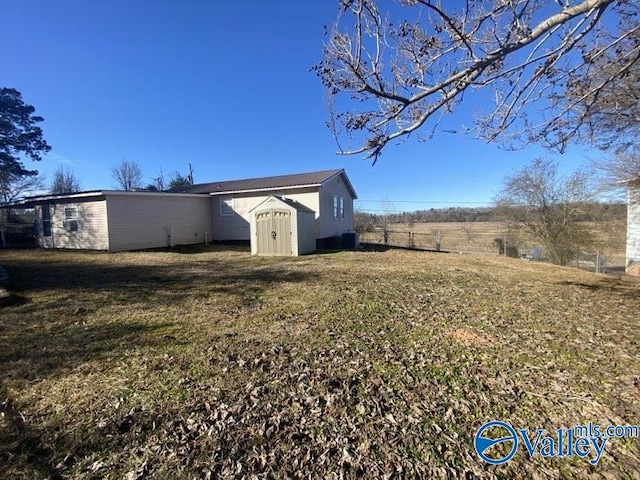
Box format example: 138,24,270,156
2,0,600,212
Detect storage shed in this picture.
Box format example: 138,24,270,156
249,196,316,256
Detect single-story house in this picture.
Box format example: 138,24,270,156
0,169,357,255
627,178,640,276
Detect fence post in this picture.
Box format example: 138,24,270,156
503,235,507,257
596,250,600,274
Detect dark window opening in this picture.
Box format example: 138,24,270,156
42,204,52,237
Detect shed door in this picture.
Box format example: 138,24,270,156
255,209,291,256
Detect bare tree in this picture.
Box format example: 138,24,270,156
0,171,45,202
495,157,595,265
315,0,638,162
461,221,476,245
378,197,395,243
50,166,81,194
111,159,143,191
593,148,640,194
354,209,375,233
145,170,167,191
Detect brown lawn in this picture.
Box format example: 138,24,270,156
0,246,638,479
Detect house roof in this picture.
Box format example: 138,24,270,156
0,190,207,208
0,169,358,209
169,169,357,199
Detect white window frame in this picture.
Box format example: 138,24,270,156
220,197,234,216
63,206,79,232
334,195,346,220
64,206,78,221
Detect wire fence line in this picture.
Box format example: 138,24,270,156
358,226,628,275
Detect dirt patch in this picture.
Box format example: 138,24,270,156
447,327,492,346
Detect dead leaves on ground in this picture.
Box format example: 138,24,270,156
1,249,639,478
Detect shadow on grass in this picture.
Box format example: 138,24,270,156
0,318,174,479
1,252,315,307
0,250,319,478
0,399,64,480
559,278,640,300
0,320,173,383
0,252,318,380
139,243,251,255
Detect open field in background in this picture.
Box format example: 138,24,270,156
360,220,628,271
1,246,639,478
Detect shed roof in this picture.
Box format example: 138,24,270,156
169,169,357,198
249,195,316,214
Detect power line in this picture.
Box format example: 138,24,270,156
355,199,493,205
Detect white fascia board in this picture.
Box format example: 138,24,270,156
1,191,106,208
103,191,209,199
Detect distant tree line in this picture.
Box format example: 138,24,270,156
355,203,626,234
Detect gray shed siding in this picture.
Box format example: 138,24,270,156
35,199,109,250
627,183,640,276
317,175,355,239
106,194,212,252
211,187,319,241
296,208,316,255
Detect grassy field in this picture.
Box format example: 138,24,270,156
1,246,639,479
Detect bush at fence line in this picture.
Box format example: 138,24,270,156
493,237,519,257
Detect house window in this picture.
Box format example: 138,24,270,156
220,197,234,216
42,204,52,237
63,206,78,232
334,195,345,220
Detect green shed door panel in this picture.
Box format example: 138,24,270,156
255,209,291,256
256,211,272,255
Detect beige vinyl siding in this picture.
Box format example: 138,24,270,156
211,187,319,241
35,199,109,250
317,175,355,238
627,184,640,275
106,194,211,252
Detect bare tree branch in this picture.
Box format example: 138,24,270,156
315,0,636,162
111,159,143,191
0,171,45,202
50,166,81,194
